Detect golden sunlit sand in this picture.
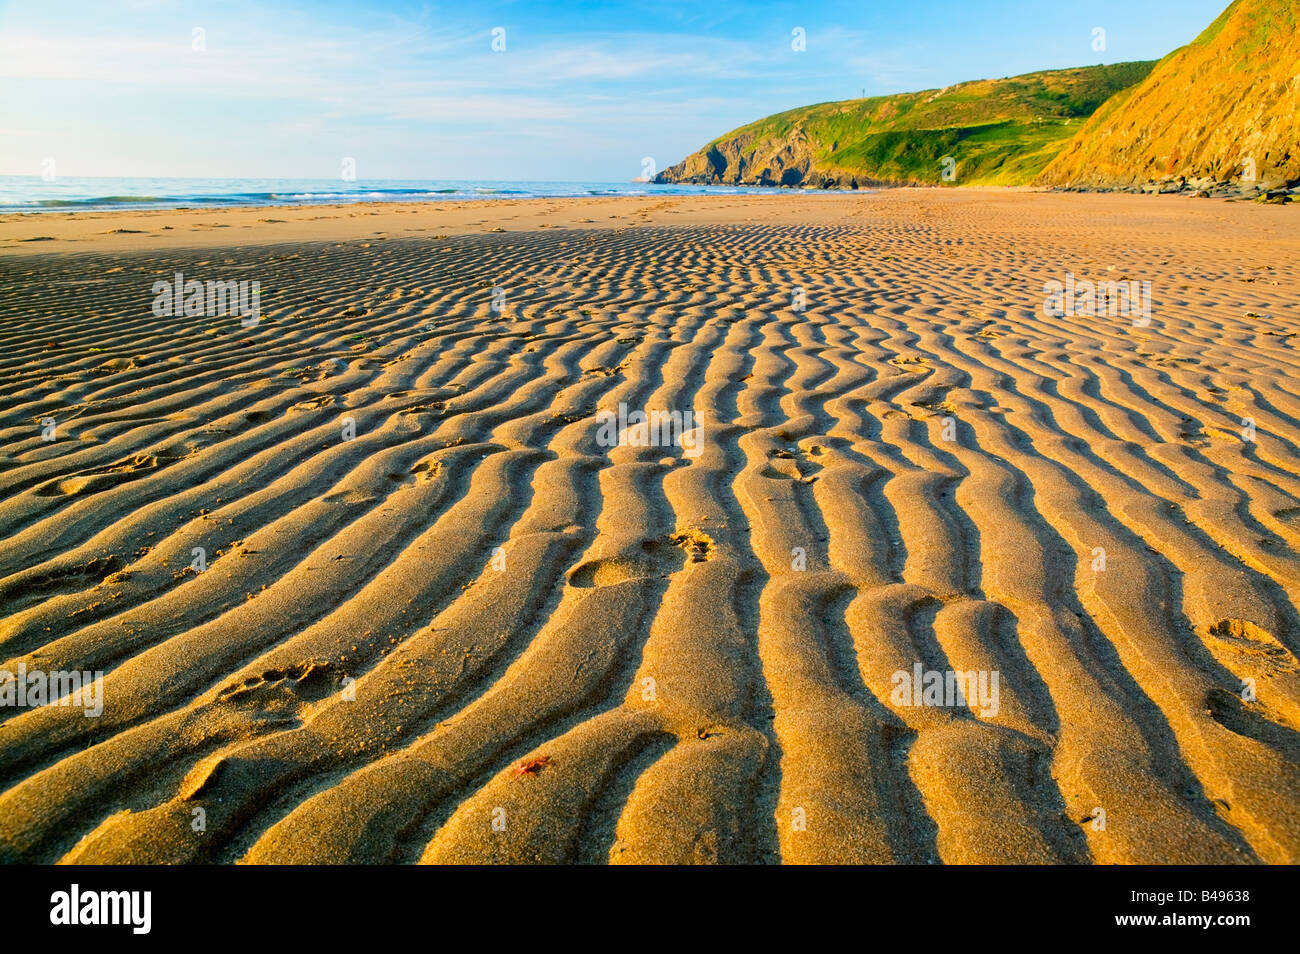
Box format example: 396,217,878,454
1,189,1298,864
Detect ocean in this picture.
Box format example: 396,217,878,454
0,176,819,214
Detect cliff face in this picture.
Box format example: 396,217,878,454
665,129,829,187
655,62,1155,189
664,127,883,189
1038,0,1300,191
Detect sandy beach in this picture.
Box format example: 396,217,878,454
1,189,1298,864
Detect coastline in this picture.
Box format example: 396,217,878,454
0,192,853,256
1,185,1288,259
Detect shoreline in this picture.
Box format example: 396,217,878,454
0,192,851,257
2,187,1293,260
0,180,852,219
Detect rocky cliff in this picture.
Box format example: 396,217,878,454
1038,0,1299,192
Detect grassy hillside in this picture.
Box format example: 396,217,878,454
655,61,1155,188
1039,0,1300,189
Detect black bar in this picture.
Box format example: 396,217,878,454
1,863,1277,940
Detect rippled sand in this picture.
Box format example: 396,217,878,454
1,190,1297,864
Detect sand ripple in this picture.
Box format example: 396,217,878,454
1,191,1298,863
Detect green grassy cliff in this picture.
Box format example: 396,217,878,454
655,61,1155,188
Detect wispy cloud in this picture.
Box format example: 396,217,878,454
0,0,1232,178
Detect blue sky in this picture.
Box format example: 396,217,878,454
0,0,1227,181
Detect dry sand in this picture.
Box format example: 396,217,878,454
1,189,1298,864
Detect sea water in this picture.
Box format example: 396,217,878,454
0,176,837,214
